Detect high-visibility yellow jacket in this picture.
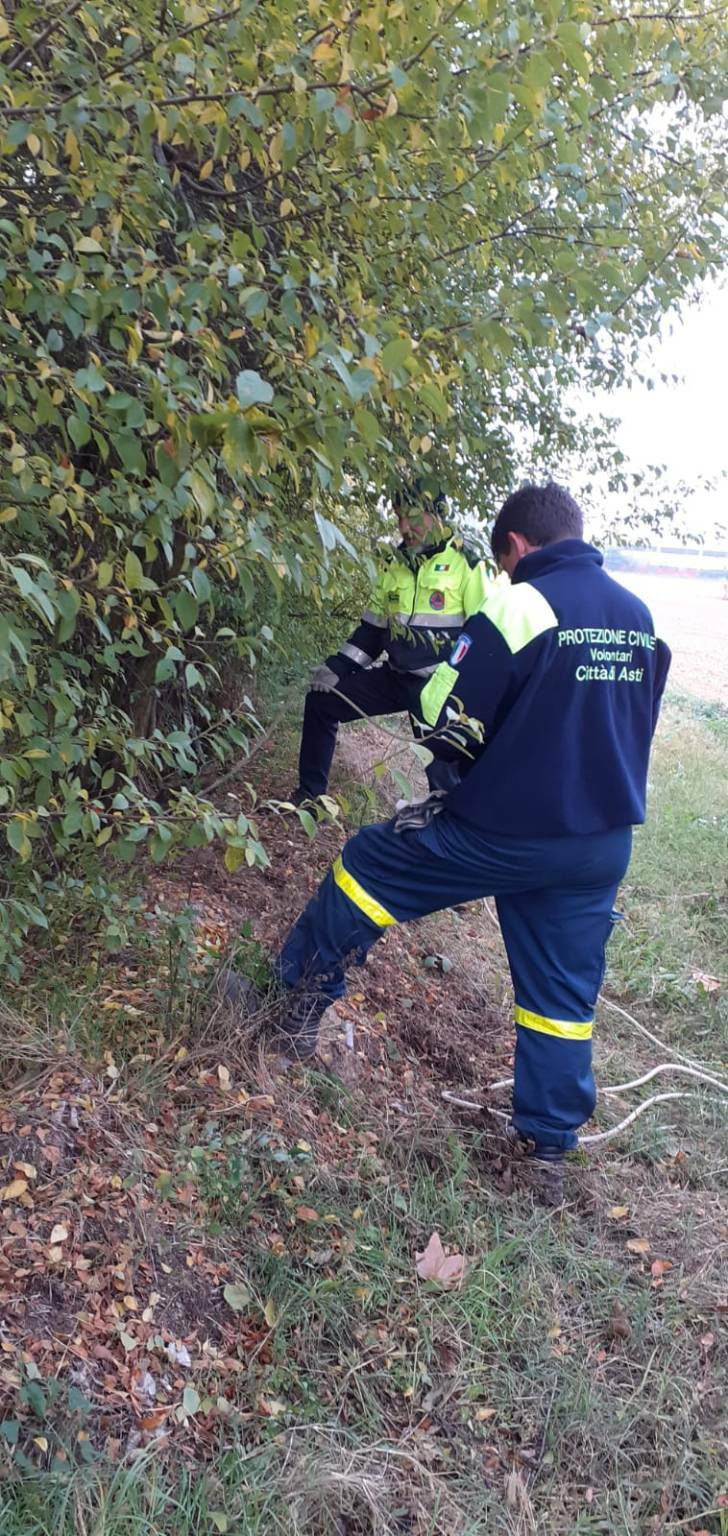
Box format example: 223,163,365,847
327,533,491,680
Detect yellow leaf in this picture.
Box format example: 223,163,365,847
0,507,17,523
199,159,214,180
1,1179,28,1201
280,198,295,217
384,92,398,118
50,1223,69,1244
264,1297,277,1328
312,41,337,61
608,1205,630,1220
626,1237,650,1255
34,1437,49,1453
0,18,9,38
27,133,41,157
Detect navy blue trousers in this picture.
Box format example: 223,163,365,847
297,664,460,797
277,814,632,1149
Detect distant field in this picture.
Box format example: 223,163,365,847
611,571,728,706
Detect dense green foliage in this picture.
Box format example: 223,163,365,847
0,0,726,969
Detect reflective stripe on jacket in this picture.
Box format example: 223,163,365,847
329,535,491,680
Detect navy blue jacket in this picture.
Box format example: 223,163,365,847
419,540,671,836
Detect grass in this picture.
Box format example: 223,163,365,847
0,690,726,1535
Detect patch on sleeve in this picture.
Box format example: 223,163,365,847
420,662,459,726
449,633,472,667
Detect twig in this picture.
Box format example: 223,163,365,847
8,0,84,72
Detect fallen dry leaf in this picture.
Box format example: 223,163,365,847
415,1231,468,1289
264,1297,277,1328
50,1223,69,1245
295,1205,319,1223
650,1259,673,1284
691,969,720,994
223,1282,250,1313
608,1205,630,1220
626,1237,651,1255
608,1301,631,1340
13,1161,37,1180
217,1064,231,1091
1,1179,29,1202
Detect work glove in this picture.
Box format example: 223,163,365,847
309,663,340,693
393,789,448,834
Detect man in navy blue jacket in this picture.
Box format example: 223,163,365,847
251,484,671,1200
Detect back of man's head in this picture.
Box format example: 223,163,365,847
491,481,584,563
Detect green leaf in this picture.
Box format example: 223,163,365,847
68,414,91,449
0,1421,19,1446
175,590,199,631
191,566,212,602
224,843,246,873
124,551,144,591
381,337,412,372
114,433,146,476
75,237,104,254
236,370,274,408
74,364,106,392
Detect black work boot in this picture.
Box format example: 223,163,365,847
505,1122,566,1208
216,968,263,1015
275,990,329,1063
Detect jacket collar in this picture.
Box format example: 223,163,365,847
511,539,603,585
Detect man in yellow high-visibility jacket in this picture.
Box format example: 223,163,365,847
290,486,491,803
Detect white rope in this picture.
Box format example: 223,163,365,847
603,1062,728,1096
578,1091,691,1144
599,994,726,1081
471,1064,728,1098
441,993,727,1149
441,1087,700,1143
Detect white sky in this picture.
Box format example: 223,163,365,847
595,281,728,544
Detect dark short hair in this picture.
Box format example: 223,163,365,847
491,481,583,560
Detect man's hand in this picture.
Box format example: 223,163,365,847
393,789,448,833
309,663,340,693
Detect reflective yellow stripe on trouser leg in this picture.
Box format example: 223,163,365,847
514,1005,593,1041
332,855,397,929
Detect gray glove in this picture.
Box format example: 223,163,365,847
310,663,340,693
393,789,448,834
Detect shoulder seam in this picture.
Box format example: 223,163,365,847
483,581,558,654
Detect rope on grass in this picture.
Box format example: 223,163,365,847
578,1091,692,1144
442,1087,703,1144
603,1062,728,1096
466,1063,728,1098
599,994,727,1082
442,997,728,1145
